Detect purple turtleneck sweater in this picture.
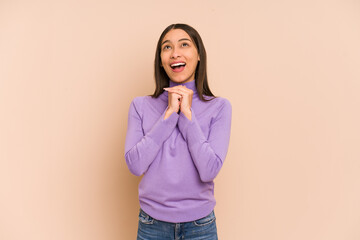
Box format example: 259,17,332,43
124,80,232,223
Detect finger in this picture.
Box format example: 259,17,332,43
168,87,191,94
171,86,193,94
166,89,186,96
169,91,181,97
169,92,182,101
164,87,193,98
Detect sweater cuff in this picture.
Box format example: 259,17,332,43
178,108,205,143
147,108,179,146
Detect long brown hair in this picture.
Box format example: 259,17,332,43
152,23,215,101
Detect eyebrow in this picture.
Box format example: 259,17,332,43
161,38,192,46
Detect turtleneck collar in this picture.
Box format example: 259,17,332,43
169,79,197,93
159,79,199,102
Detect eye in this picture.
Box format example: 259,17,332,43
163,45,171,50
181,42,189,47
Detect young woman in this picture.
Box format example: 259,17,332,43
125,23,232,240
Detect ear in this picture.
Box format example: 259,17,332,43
198,55,200,61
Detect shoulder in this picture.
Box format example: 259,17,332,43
131,95,154,106
216,98,232,119
216,97,232,108
207,97,232,122
129,95,152,113
204,96,232,111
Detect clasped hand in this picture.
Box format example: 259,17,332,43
163,85,193,120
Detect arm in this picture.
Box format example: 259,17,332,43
124,98,179,176
177,99,232,182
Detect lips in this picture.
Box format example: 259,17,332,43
170,61,186,72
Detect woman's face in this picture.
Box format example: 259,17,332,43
160,29,200,84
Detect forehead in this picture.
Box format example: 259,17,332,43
162,29,192,43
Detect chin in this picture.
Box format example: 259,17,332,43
171,79,183,83
170,78,191,83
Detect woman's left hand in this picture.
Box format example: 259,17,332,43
164,85,193,120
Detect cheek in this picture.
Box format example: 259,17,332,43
188,51,199,66
160,54,168,67
189,57,199,69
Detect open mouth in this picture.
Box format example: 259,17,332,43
170,62,186,72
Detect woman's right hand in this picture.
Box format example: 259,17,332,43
164,91,181,119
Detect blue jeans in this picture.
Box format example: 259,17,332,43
137,209,218,240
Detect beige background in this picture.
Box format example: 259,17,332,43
1,0,360,239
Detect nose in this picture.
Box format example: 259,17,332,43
170,46,180,59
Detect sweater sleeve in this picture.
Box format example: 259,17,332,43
177,98,232,182
124,98,179,176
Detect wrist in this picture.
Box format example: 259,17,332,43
181,108,192,120
164,107,178,120
167,106,179,114
180,106,191,113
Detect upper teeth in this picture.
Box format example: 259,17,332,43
171,62,186,67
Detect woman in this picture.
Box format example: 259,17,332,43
125,23,232,240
